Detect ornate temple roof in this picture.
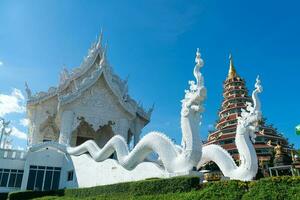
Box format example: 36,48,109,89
26,31,152,121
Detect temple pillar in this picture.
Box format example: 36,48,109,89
58,110,75,145
133,120,144,146
112,119,129,141
134,131,140,146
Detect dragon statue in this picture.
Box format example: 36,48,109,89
197,76,263,181
67,48,206,174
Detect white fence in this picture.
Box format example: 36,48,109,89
0,149,27,160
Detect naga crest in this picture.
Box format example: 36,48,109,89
237,76,263,143
181,49,207,117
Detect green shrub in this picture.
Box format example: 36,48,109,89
0,193,8,200
8,176,200,200
242,176,300,200
8,190,64,200
196,180,248,200
8,176,300,200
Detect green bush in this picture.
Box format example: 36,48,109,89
197,180,248,200
8,190,64,200
8,176,300,200
242,176,300,200
0,193,8,200
134,181,248,200
8,176,200,200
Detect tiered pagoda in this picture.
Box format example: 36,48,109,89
205,55,292,176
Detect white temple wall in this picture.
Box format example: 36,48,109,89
27,96,59,145
21,148,66,191
58,111,75,145
0,158,25,170
61,154,78,189
59,77,135,143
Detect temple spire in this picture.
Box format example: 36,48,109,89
228,53,237,79
96,28,103,49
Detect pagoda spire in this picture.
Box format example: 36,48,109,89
227,53,237,79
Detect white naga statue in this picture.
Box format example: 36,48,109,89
67,48,206,174
67,49,262,182
198,76,263,181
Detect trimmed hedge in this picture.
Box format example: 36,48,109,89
242,176,300,200
197,180,248,200
7,176,300,200
0,193,8,200
8,176,200,200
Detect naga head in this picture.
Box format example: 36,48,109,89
237,76,263,143
181,49,206,117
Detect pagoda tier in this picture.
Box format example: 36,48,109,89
205,55,292,172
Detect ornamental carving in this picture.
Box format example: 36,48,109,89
39,111,60,141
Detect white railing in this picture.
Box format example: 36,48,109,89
0,148,27,160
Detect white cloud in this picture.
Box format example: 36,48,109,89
11,127,27,140
0,88,26,117
20,118,29,127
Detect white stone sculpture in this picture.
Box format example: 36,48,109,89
197,76,263,181
67,48,206,174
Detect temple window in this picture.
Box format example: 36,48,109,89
27,165,61,191
0,168,23,188
67,170,74,181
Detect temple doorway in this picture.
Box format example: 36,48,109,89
71,117,116,148
95,121,115,148
75,136,94,146
71,117,96,147
127,129,134,150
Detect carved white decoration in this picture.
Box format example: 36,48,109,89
60,68,70,86
67,48,206,173
197,76,262,181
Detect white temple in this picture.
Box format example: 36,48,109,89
26,32,152,147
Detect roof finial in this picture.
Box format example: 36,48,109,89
228,53,237,79
96,28,103,49
195,48,203,67
148,103,155,116
25,81,32,99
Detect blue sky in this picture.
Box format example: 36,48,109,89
0,0,299,149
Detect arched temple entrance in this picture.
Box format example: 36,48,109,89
71,117,96,146
95,121,115,148
70,117,115,147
